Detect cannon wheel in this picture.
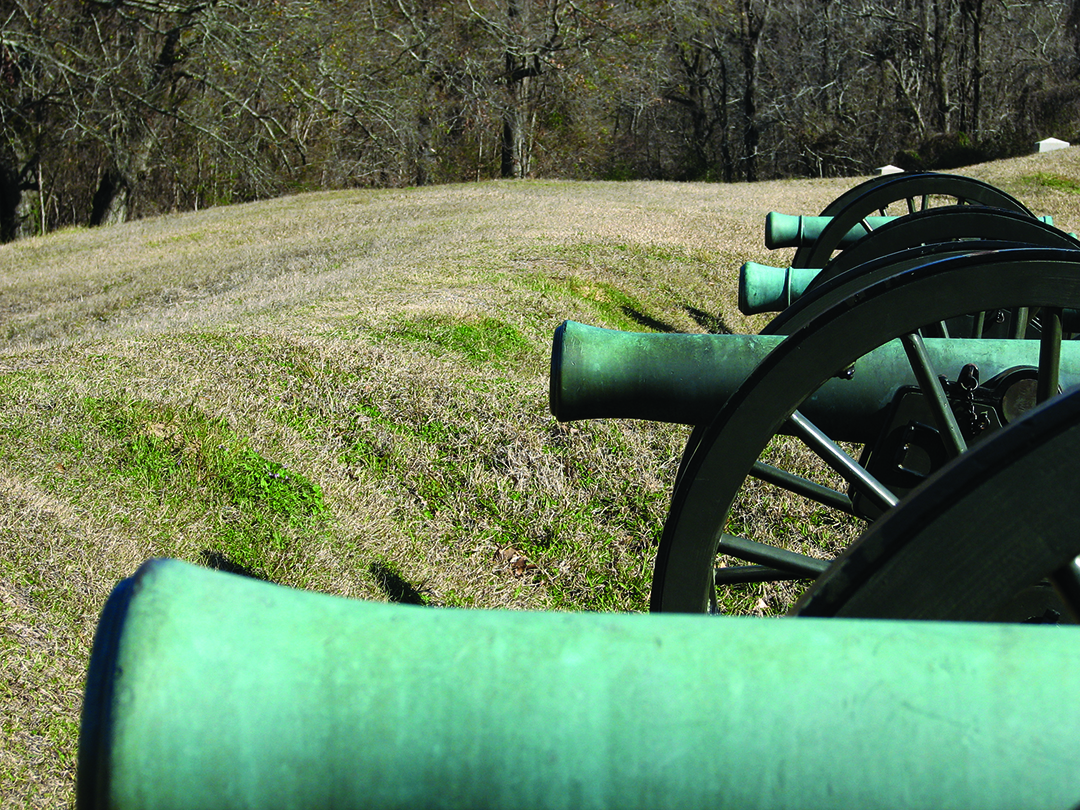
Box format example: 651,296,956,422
814,173,919,217
791,174,1034,269
803,207,1080,290
792,386,1080,621
651,248,1080,614
762,240,1069,337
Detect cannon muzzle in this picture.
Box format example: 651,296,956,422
550,320,1080,440
738,261,820,314
79,559,1080,810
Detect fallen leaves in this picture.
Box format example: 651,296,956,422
493,545,539,577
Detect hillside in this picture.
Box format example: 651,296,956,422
4,149,1080,807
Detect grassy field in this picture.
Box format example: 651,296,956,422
4,150,1080,807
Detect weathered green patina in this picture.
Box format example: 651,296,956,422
79,559,1080,810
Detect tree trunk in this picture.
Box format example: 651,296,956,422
739,0,767,182
90,166,130,227
968,0,984,138
0,161,22,242
501,56,536,179
1068,0,1080,76
719,57,734,183
0,152,41,242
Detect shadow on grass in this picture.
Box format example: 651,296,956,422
369,560,428,605
685,306,732,334
620,304,734,335
200,550,268,580
620,305,680,333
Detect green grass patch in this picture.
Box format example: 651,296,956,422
214,447,326,518
1026,172,1080,194
85,398,325,520
73,395,327,577
385,315,535,366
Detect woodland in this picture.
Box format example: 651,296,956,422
2,0,1079,240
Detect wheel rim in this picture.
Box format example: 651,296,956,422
802,207,1080,292
650,248,1080,614
763,240,1054,337
791,174,1034,269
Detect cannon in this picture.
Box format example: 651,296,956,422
78,557,1080,810
766,212,896,249
551,320,1080,438
743,207,1080,318
764,210,1054,250
776,172,1036,268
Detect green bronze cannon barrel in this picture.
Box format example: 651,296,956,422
739,261,821,314
765,212,1055,249
550,320,1080,439
79,558,1080,810
740,259,1080,327
765,212,892,249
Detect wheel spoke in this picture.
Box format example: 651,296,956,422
1011,306,1030,339
715,565,808,585
1037,306,1075,618
751,461,855,514
717,533,828,577
1037,307,1062,404
972,311,986,339
787,410,900,513
900,332,967,458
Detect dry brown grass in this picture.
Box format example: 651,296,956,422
4,151,1080,808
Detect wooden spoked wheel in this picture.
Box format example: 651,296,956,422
801,207,1080,291
763,241,1072,338
793,385,1080,621
792,208,1080,342
650,248,1080,615
791,173,1035,269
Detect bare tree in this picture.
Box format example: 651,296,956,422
4,0,1080,240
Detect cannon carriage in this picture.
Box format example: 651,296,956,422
743,172,1080,336
552,173,1080,621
